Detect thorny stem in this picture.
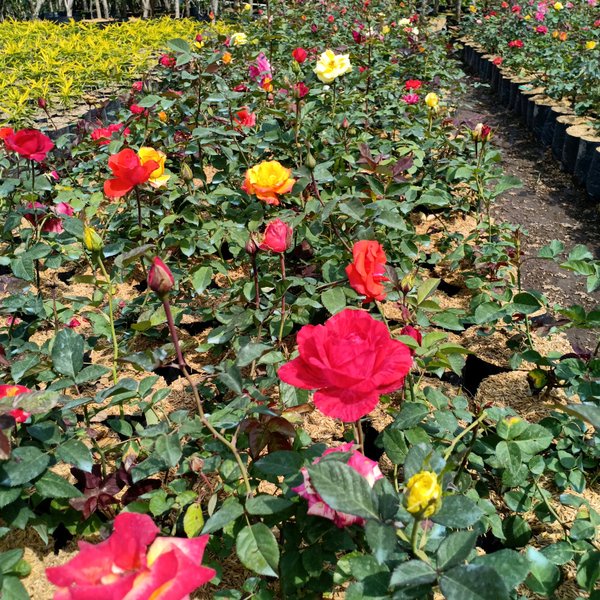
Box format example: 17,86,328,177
135,188,143,231
162,296,253,496
444,411,487,461
97,257,119,388
278,253,287,342
251,254,260,309
353,419,364,453
409,520,430,563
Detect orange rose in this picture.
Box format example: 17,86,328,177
222,51,233,64
242,160,295,205
345,240,388,302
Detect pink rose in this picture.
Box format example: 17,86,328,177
278,309,412,421
402,93,420,104
293,443,383,527
259,218,293,253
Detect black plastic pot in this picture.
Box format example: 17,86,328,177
552,115,586,162
508,78,530,114
585,147,600,201
526,94,544,130
532,97,554,140
498,72,512,106
541,104,573,147
574,130,600,186
519,87,543,125
562,124,587,174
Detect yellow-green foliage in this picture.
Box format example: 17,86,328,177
0,18,230,124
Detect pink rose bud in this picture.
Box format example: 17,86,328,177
148,257,175,297
38,97,47,109
245,237,259,255
259,219,293,253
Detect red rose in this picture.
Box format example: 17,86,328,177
0,384,32,423
130,104,146,115
159,54,176,68
400,325,422,356
294,82,310,98
278,309,412,421
91,123,130,146
0,127,14,143
259,218,293,253
5,129,54,162
292,47,308,63
104,148,158,198
345,240,388,303
508,39,524,48
234,107,257,128
327,14,335,22
405,79,422,90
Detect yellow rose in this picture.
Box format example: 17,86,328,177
83,226,103,253
382,25,390,34
138,147,170,188
241,160,295,205
553,1,563,9
425,92,439,109
398,17,410,26
405,471,442,518
586,41,597,50
524,14,531,20
314,49,352,84
243,3,252,10
230,32,248,46
469,4,477,12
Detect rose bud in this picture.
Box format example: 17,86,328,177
148,256,175,297
83,226,103,253
180,162,194,181
38,97,47,109
305,151,317,170
259,219,293,253
245,236,259,255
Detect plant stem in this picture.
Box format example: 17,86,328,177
444,411,487,461
353,419,364,453
278,253,286,342
162,296,253,496
251,254,260,309
97,257,119,386
135,188,143,231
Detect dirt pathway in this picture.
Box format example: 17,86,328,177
455,75,600,351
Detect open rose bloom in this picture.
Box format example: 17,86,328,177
278,309,412,421
294,442,383,527
242,160,295,205
46,512,215,599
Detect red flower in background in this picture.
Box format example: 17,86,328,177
234,107,257,128
400,325,422,356
46,512,215,599
159,54,176,68
5,129,54,162
508,39,524,48
278,309,412,421
0,127,14,143
259,218,293,253
345,240,388,303
405,79,423,90
292,47,308,63
0,384,32,423
294,82,310,98
91,123,130,146
104,149,158,198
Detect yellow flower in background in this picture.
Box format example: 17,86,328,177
405,471,442,518
382,25,390,34
398,17,410,26
314,49,352,83
524,14,531,20
425,92,439,109
138,147,170,188
222,51,233,64
243,3,252,10
83,226,103,253
242,160,295,205
469,4,477,12
158,111,168,123
586,40,597,50
230,32,248,46
553,1,563,9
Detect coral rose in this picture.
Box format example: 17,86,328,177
46,512,215,599
259,218,293,253
104,149,158,198
278,309,412,421
405,79,422,90
234,107,257,127
345,240,388,303
5,129,54,162
242,160,295,205
91,123,130,146
294,442,383,527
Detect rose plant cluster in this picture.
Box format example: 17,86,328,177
0,0,598,599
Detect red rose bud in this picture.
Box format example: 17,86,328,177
400,325,422,355
148,257,175,296
292,47,308,63
245,236,259,255
38,97,47,109
259,219,293,253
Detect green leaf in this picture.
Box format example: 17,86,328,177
0,447,50,487
510,292,542,316
52,329,84,378
382,429,408,464
307,461,379,521
56,440,93,472
191,266,213,295
472,549,530,591
136,94,162,108
436,530,478,570
390,560,437,588
255,451,303,476
183,503,204,538
246,495,293,516
440,564,509,600
154,434,182,468
576,551,600,593
365,521,397,564
502,515,532,548
432,495,483,529
202,497,244,534
416,278,440,304
1,576,29,600
236,343,271,368
35,471,83,499
236,523,279,578
321,287,346,315
525,547,560,595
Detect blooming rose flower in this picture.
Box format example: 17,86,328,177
535,25,548,33
46,512,215,599
292,47,308,63
0,384,32,423
242,160,295,205
90,123,130,146
404,471,442,518
314,49,352,83
104,149,158,198
132,81,143,92
0,127,14,144
425,92,439,109
159,54,176,67
148,256,175,297
553,1,563,8
130,104,146,115
234,107,257,127
352,30,365,44
294,82,310,98
405,79,422,90
586,40,597,49
492,56,503,65
508,39,524,47
259,218,293,253
230,32,248,46
345,240,388,302
5,129,54,162
402,93,420,104
278,309,412,421
249,52,272,82
222,51,233,64
138,147,170,188
293,442,383,527
24,201,74,234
